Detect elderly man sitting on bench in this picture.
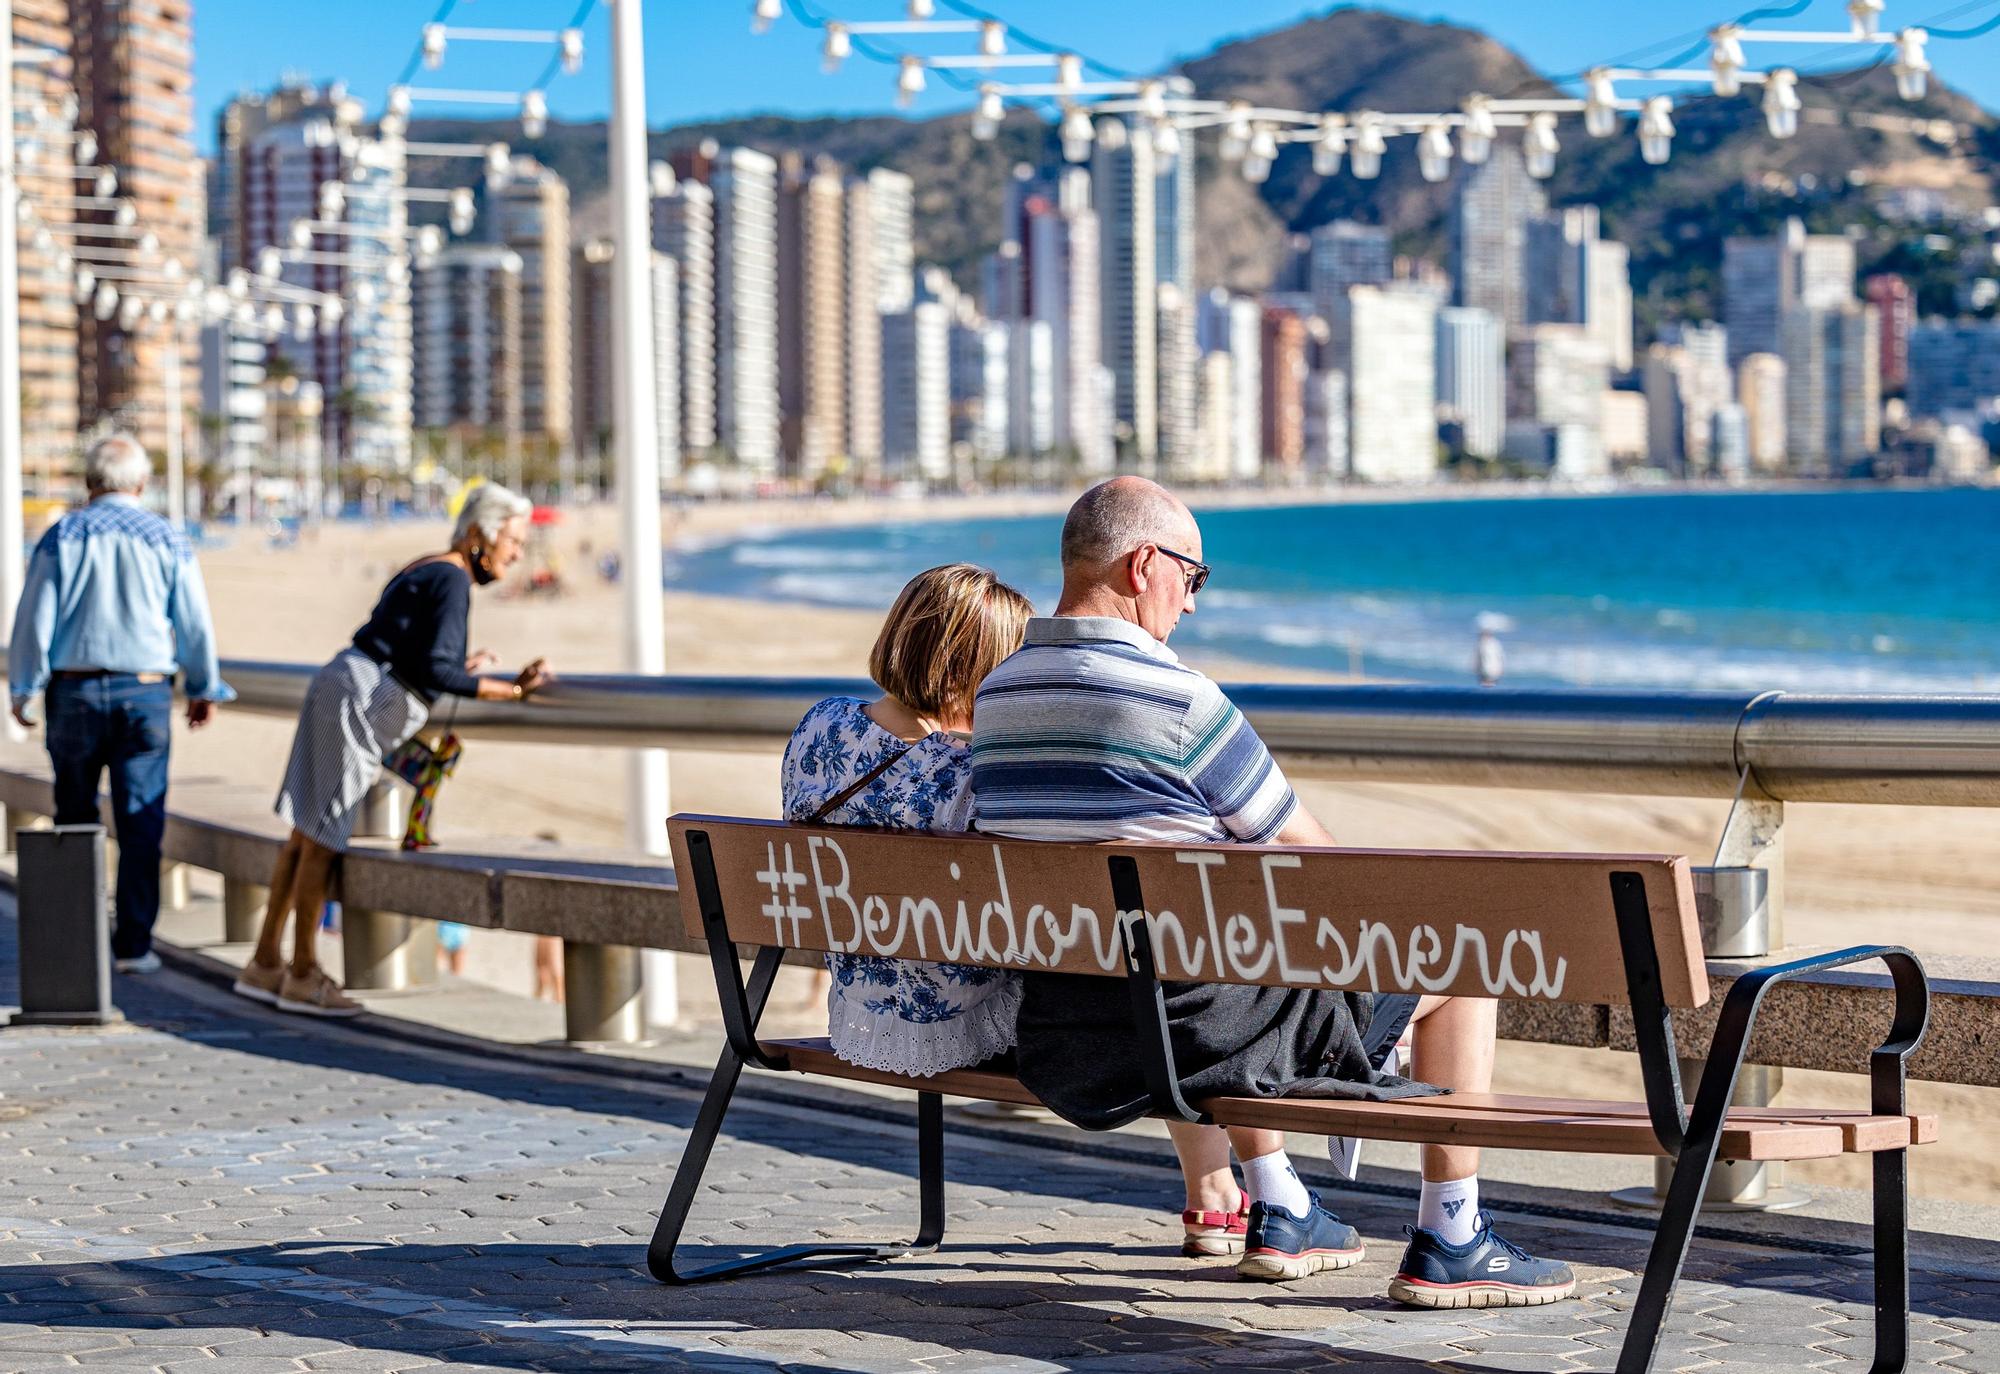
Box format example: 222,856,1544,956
969,476,1575,1307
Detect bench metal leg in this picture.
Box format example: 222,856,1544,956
1870,1147,1910,1374
645,1062,945,1285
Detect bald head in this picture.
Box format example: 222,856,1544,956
1060,477,1196,572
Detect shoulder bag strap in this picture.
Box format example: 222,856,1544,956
807,745,913,823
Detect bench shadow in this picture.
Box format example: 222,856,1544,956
0,1238,1602,1373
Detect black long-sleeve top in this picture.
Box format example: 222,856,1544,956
351,559,481,704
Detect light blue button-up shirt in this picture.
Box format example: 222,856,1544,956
8,494,235,706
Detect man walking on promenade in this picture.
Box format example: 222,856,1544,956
971,476,1574,1307
8,434,234,974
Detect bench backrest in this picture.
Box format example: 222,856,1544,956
667,816,1708,1009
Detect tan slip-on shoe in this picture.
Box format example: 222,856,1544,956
231,959,285,1005
276,966,364,1018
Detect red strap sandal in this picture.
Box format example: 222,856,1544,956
1180,1199,1250,1257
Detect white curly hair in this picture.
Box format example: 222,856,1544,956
450,482,532,547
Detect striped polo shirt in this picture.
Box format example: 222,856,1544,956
969,615,1299,844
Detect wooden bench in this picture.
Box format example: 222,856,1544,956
651,816,1934,1374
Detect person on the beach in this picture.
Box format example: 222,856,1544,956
233,483,552,1017
781,563,1033,1077
6,434,233,975
970,477,1575,1307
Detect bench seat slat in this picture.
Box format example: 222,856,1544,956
761,1039,1929,1161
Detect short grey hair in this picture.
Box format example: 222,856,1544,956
1060,477,1194,568
451,482,532,546
83,433,152,494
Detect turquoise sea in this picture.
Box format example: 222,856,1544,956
666,488,2000,692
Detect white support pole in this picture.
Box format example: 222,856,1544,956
607,0,675,1027
0,5,28,738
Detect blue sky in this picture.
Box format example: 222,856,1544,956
191,1,2000,150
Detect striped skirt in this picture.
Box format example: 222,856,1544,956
275,647,429,852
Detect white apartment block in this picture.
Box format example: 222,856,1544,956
1197,290,1262,479
1435,306,1504,459
882,302,952,480
651,171,718,455
1328,286,1439,482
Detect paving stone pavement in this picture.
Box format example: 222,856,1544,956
2,908,1997,1372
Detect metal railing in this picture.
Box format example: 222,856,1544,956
223,660,2000,806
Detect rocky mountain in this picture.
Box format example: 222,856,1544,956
337,6,2000,338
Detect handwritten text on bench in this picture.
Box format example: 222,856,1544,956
750,836,1568,998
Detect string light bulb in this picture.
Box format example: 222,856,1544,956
907,0,935,17
1762,68,1801,139
972,84,1003,140
93,167,117,199
1059,104,1094,162
1585,69,1619,138
75,131,96,164
1893,29,1929,101
1350,113,1386,179
560,28,584,75
821,23,849,73
521,90,548,138
1709,25,1744,97
1138,80,1167,123
897,55,926,107
1056,53,1082,90
1152,118,1180,158
1312,116,1347,176
1417,121,1453,182
1459,95,1495,164
1639,95,1675,165
1524,111,1560,178
979,21,1005,57
751,0,781,35
1241,125,1278,184
1218,101,1253,162
1849,0,1885,39
449,186,477,236
422,23,446,69
93,281,118,321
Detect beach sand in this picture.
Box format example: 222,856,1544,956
170,496,2000,1201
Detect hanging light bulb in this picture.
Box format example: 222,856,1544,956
1056,53,1082,91
1312,116,1348,176
1059,104,1095,163
114,202,137,228
1893,29,1930,101
387,85,411,118
907,0,935,17
1639,95,1675,165
421,22,445,70
1849,0,1885,39
1350,113,1386,180
1762,68,1801,139
1218,100,1253,162
75,131,96,164
417,225,444,257
521,90,548,138
979,21,1005,57
318,181,345,218
1417,121,1454,182
73,268,95,303
1241,125,1278,184
93,281,119,321
118,297,143,330
1709,25,1745,98
231,299,256,326
821,23,849,73
139,231,160,255
560,28,584,75
972,84,1004,140
486,143,513,186
1459,95,1495,165
1152,117,1180,159
897,55,926,107
1584,69,1620,138
1524,112,1560,178
258,246,284,279
289,219,313,250
751,0,782,35
263,303,286,335
226,269,250,300
293,303,316,339
449,186,476,236
93,167,117,198
1138,80,1167,123
320,297,344,326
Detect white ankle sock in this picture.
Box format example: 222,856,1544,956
1418,1175,1480,1246
1239,1150,1311,1218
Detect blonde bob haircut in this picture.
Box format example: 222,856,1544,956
868,563,1033,724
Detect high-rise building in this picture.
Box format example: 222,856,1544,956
1907,321,2000,418
882,302,951,479
867,167,915,314
841,173,883,468
991,164,1108,472
1737,352,1788,471
651,165,717,455
68,0,202,457
571,238,679,483
1156,283,1200,480
1509,324,1611,477
412,245,522,443
13,0,81,482
1712,402,1751,478
1602,390,1650,465
949,313,1008,465
1864,274,1915,392
1783,302,1880,475
1723,218,1855,364
776,154,847,480
1434,306,1504,459
1642,323,1732,474
1092,118,1157,467
1450,144,1546,330
1303,368,1349,479
486,158,572,458
1196,290,1261,479
1526,206,1633,371
1259,307,1307,473
1194,352,1236,483
1309,221,1393,320
675,144,779,474
1327,286,1438,482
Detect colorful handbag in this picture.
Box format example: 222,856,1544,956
382,701,463,850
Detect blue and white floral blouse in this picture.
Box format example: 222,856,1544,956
780,696,1021,1077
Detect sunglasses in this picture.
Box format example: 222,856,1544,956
1156,545,1211,596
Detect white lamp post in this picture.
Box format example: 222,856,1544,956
0,9,27,730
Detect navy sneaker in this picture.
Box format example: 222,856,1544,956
1235,1193,1366,1281
1389,1211,1576,1308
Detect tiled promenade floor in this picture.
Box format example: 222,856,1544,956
2,908,1998,1372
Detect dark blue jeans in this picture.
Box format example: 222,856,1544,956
46,674,172,959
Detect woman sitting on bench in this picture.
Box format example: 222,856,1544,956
780,563,1033,1077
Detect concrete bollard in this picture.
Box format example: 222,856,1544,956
222,878,268,944
161,861,190,912
337,779,438,993
3,806,39,854
563,940,647,1045
9,825,120,1027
